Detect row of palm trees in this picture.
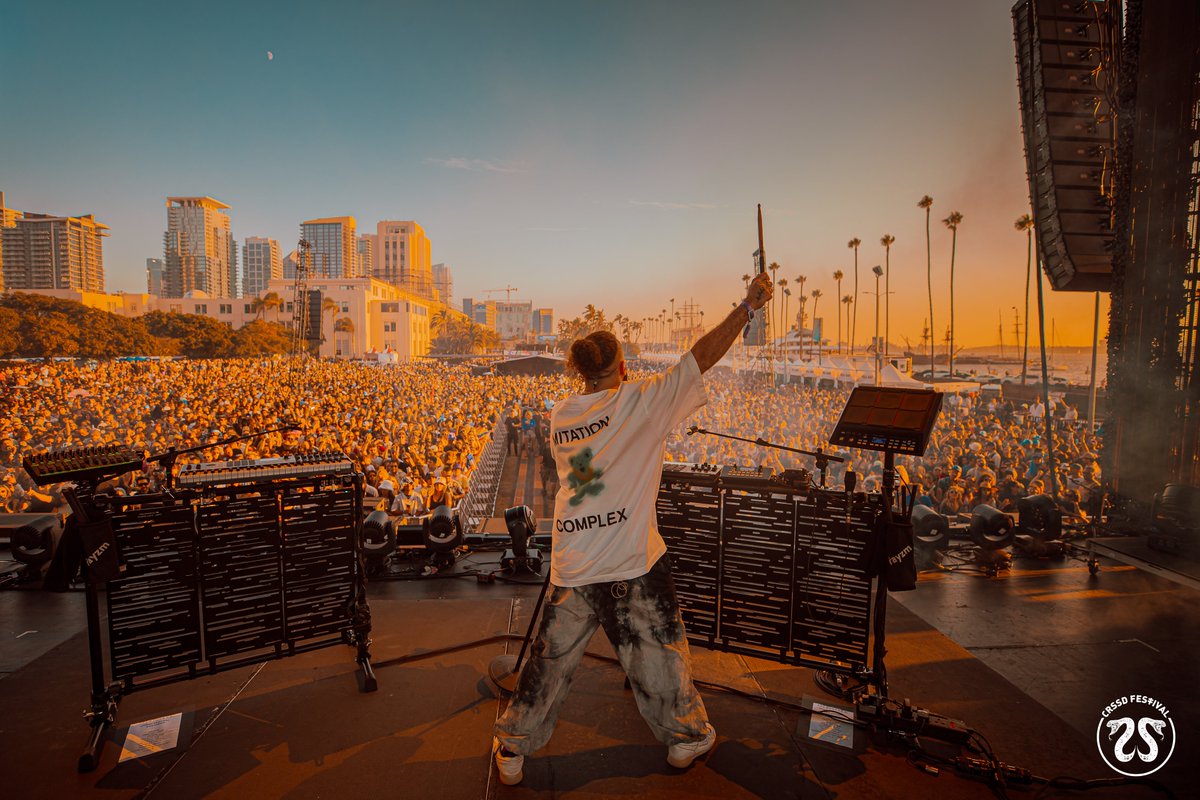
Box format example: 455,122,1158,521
247,291,354,345
724,197,973,375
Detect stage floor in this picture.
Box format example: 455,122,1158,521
0,453,1195,798
0,545,1195,799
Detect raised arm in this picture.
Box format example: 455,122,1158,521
689,272,774,373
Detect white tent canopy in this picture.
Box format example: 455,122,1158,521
827,357,863,383
877,363,923,387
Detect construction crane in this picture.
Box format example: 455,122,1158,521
484,286,519,301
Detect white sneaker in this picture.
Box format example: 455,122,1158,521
667,723,716,768
493,738,524,786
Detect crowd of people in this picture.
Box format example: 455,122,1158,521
1,357,1100,525
0,358,569,519
663,373,1101,520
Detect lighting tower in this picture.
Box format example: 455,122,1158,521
291,238,312,358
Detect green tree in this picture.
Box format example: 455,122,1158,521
0,308,20,357
142,311,233,358
230,320,292,356
21,314,79,358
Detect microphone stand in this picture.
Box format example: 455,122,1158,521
686,425,845,487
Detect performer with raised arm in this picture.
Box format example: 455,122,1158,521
493,272,775,785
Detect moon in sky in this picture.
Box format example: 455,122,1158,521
267,51,273,61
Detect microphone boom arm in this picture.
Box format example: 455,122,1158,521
686,425,845,464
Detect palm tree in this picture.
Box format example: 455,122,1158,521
847,238,861,353
842,294,854,357
810,289,823,361
777,278,788,346
794,274,808,342
334,316,355,357
1015,214,1034,384
832,270,844,352
742,273,752,289
918,195,935,374
767,263,780,359
942,211,963,375
782,288,792,360
262,291,283,324
250,295,266,320
880,235,895,361
321,296,338,344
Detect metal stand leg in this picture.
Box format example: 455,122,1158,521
488,568,553,694
78,579,121,772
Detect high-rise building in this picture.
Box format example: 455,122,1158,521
146,258,165,295
432,262,453,307
282,249,299,280
464,298,497,329
163,196,237,298
242,237,282,298
0,191,23,291
301,217,357,278
496,300,533,341
533,308,555,336
357,234,375,278
2,211,108,292
375,220,431,295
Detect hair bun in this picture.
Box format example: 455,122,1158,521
567,331,620,380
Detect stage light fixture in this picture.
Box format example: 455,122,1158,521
1016,494,1062,541
422,505,464,552
910,504,950,551
502,505,542,572
362,510,395,554
0,514,60,566
1153,484,1200,536
968,504,1015,550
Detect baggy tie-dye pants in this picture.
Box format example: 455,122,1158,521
494,554,710,754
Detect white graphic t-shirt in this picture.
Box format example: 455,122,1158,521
549,351,707,587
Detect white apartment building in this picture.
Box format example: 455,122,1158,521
163,196,237,298
242,237,282,298
300,217,358,279
375,220,431,296
34,276,441,361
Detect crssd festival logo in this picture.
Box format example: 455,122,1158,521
1096,695,1175,777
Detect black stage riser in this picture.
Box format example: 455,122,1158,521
657,474,879,675
103,476,363,690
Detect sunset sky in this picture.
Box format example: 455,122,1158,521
0,0,1107,347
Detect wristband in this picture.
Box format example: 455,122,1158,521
738,300,754,323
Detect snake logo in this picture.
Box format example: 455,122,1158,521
1096,696,1175,777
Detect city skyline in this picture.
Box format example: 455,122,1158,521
0,0,1107,346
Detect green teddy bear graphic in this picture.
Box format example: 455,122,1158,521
566,447,605,506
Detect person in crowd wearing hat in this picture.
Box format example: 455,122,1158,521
375,479,396,513
426,477,455,510
391,480,426,518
